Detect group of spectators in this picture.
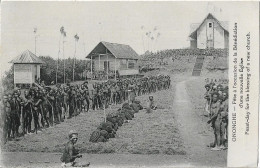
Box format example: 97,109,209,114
140,48,229,70
204,78,229,151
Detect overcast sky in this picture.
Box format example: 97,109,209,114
1,1,257,75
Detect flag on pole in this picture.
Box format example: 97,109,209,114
34,27,37,34
74,34,79,41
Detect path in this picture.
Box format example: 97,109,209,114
174,78,227,167
1,75,227,167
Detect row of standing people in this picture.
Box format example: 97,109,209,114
1,75,171,143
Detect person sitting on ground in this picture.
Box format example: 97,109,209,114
146,95,157,113
61,130,90,167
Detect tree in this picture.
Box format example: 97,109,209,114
2,65,14,90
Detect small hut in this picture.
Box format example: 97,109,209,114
10,50,44,88
86,41,139,79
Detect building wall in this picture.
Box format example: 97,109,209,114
31,64,37,83
213,21,225,48
92,56,138,72
197,21,207,49
190,40,197,49
37,65,41,78
14,64,33,84
224,31,229,49
92,55,120,71
197,18,226,49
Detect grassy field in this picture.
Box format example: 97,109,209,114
3,75,185,155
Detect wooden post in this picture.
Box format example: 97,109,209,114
99,54,100,71
115,57,116,80
91,55,93,80
99,54,101,80
103,99,106,122
107,54,108,80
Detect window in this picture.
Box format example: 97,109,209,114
128,62,135,69
127,60,135,69
209,23,212,28
120,60,127,69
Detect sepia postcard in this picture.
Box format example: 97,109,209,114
0,1,259,167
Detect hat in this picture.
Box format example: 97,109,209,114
204,84,210,88
211,92,219,97
69,130,78,139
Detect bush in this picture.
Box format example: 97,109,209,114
2,65,14,91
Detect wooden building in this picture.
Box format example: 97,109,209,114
189,13,229,49
10,50,44,87
86,41,139,79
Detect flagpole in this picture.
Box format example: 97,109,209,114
56,34,61,84
63,39,65,84
35,35,37,55
34,28,37,55
73,39,76,82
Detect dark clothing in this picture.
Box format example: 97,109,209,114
60,141,79,163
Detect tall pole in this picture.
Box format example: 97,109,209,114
35,36,37,55
83,41,87,80
73,34,79,82
63,40,65,84
73,40,76,82
56,33,62,84
99,22,102,41
34,27,37,55
141,26,145,53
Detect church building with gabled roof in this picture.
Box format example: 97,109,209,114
189,13,229,49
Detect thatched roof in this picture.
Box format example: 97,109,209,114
86,41,139,60
10,50,44,64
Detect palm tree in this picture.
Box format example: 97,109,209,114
154,32,161,52
151,36,155,52
146,31,151,52
61,28,66,84
141,26,145,53
56,26,64,84
73,34,79,81
33,28,37,55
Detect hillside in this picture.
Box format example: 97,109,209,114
139,48,228,76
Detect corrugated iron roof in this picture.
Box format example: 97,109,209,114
189,13,229,39
10,50,44,64
86,41,139,60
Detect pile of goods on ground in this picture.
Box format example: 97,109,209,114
89,101,143,143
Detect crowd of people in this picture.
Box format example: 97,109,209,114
1,75,171,144
204,78,229,151
142,48,229,60
140,48,228,70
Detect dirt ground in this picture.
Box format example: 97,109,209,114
1,73,227,167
